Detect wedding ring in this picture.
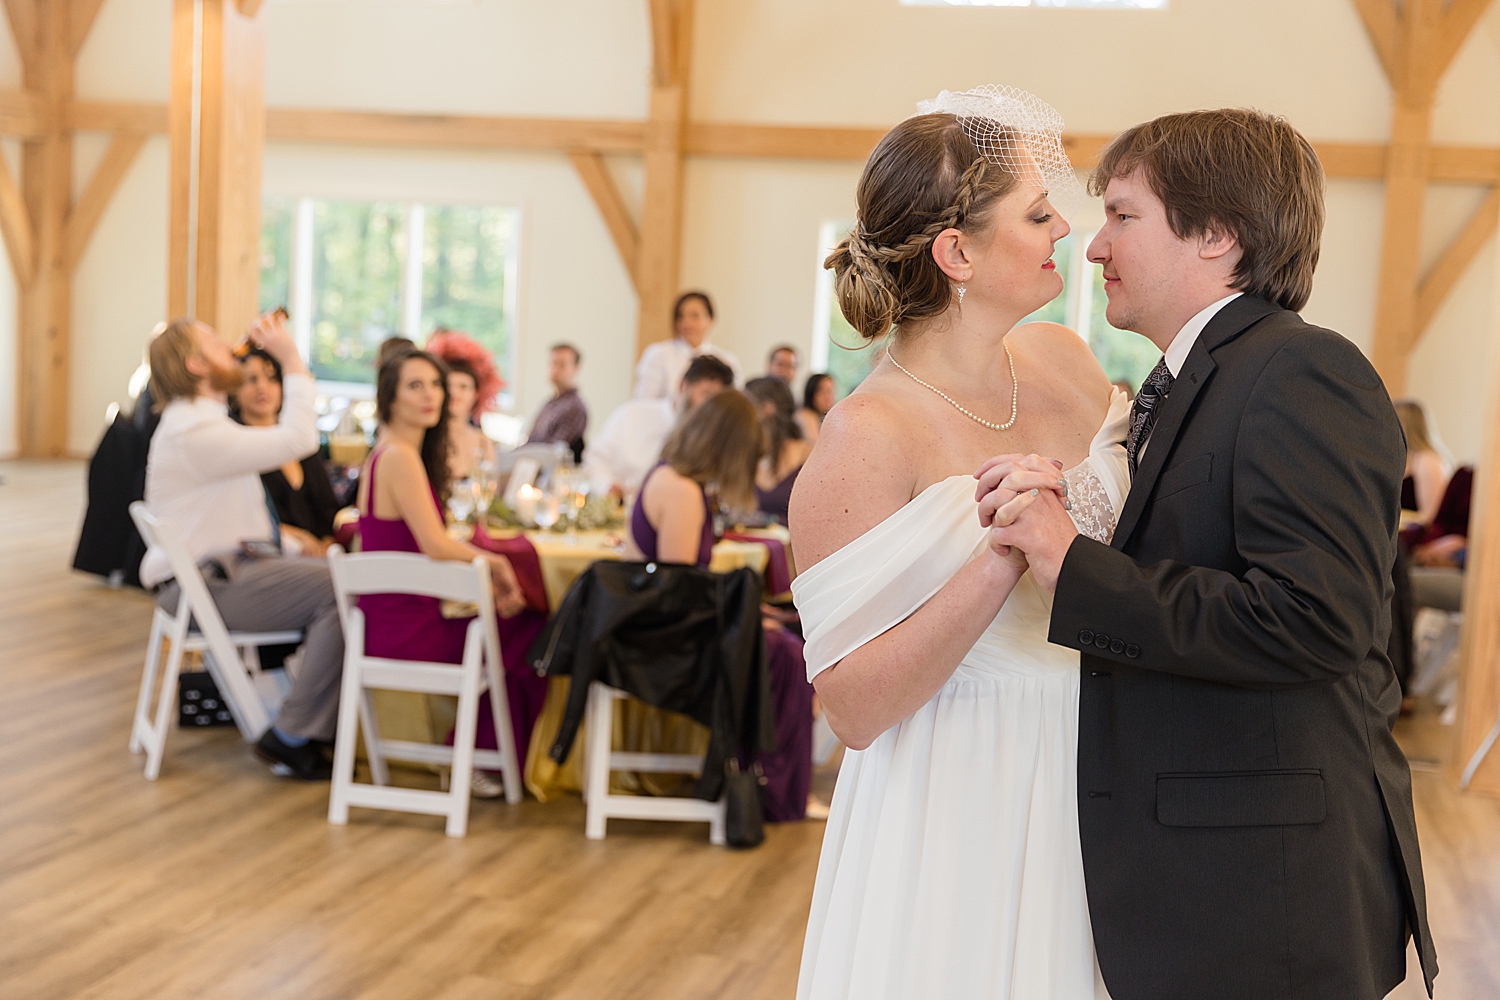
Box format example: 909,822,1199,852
1029,489,1039,497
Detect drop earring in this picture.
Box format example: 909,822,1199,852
957,283,967,306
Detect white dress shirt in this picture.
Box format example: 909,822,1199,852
1137,292,1242,463
583,397,678,495
632,337,743,400
139,373,320,588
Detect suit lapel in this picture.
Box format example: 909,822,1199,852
1110,296,1281,551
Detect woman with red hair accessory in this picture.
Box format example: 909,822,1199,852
426,328,502,480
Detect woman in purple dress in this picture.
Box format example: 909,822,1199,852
357,347,529,798
746,377,813,527
626,390,817,822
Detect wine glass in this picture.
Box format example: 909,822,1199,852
550,466,578,542
448,478,476,538
533,492,560,533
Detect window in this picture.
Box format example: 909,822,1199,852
901,0,1165,8
811,224,1159,397
259,197,521,401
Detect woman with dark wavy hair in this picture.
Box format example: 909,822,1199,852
357,347,527,797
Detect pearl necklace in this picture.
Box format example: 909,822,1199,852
889,343,1019,431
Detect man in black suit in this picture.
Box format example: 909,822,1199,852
980,110,1436,999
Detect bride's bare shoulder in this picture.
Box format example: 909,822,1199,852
1010,321,1111,411
788,382,919,571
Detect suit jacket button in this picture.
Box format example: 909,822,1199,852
1110,638,1125,654
1125,644,1140,658
1094,634,1110,649
1078,629,1095,645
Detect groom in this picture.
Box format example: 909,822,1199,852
983,109,1435,1000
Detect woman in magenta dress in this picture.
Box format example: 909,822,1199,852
357,346,536,799
626,390,816,822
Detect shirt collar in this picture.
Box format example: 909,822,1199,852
1162,292,1242,377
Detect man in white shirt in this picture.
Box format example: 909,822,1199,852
142,313,342,781
586,354,734,496
632,291,743,400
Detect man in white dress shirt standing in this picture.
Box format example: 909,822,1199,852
140,313,344,781
585,354,734,497
631,291,743,400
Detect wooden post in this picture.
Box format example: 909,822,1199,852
168,0,266,338
1451,195,1500,797
634,0,692,356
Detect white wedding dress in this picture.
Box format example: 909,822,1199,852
793,390,1131,1000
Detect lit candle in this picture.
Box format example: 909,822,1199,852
515,484,539,526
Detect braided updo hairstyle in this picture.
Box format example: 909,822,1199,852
826,114,1023,341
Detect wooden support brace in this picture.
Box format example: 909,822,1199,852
64,130,146,271
568,151,639,289
3,0,40,77
1349,0,1400,84
1414,186,1500,335
0,148,36,284
1432,0,1496,87
69,0,108,57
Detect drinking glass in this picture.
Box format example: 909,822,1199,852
533,493,560,532
448,478,476,537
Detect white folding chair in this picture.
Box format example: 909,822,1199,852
126,503,302,780
581,683,727,845
326,547,522,837
497,441,567,479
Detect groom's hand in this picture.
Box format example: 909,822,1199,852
989,489,1078,592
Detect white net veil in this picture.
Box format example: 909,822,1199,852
915,84,1083,220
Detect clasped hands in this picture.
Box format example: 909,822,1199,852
973,454,1079,592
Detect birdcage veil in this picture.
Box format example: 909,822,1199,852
915,85,1083,220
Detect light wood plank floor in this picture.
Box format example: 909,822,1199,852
2,459,1497,1000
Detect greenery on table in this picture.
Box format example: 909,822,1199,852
485,494,624,532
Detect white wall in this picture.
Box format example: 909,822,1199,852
16,0,1500,462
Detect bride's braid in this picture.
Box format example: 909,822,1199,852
827,120,1017,342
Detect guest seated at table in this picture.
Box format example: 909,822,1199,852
359,347,529,797
626,390,816,821
796,372,834,445
584,354,733,498
765,344,799,384
426,328,500,480
1396,399,1451,528
632,291,743,400
745,377,812,527
231,347,340,557
376,336,415,371
141,312,344,780
526,342,588,461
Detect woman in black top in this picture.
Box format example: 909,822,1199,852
233,348,341,555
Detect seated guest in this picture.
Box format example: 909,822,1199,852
232,347,340,557
745,377,813,526
527,342,588,461
141,313,344,780
766,344,800,384
1395,399,1451,528
585,354,733,497
376,335,415,371
359,347,529,797
626,391,815,821
632,291,743,400
796,372,835,446
427,329,501,480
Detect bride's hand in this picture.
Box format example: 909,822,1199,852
983,487,1041,568
975,453,1067,528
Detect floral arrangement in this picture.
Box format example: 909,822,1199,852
486,494,624,533
425,328,504,415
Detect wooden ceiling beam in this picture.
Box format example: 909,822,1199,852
266,107,648,154
3,0,41,78
1414,185,1500,334
1431,0,1496,88
0,88,48,136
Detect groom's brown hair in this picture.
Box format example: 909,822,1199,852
1089,109,1325,313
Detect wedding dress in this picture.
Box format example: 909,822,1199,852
793,390,1131,1000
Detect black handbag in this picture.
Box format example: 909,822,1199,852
724,758,766,848
178,671,235,727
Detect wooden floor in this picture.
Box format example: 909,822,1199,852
2,459,1497,1000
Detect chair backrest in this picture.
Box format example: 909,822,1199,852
326,546,499,667
497,441,567,477
1434,465,1475,539
127,501,270,738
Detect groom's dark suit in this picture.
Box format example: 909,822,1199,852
1049,295,1436,1000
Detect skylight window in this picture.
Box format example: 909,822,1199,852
901,0,1166,8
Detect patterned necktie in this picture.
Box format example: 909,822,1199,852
1126,359,1174,478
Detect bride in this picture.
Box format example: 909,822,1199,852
789,87,1128,999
